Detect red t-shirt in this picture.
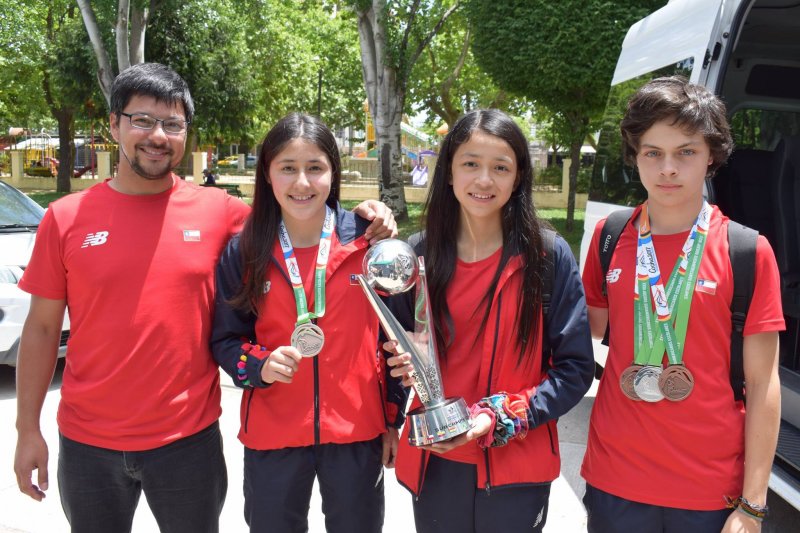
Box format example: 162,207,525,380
581,205,784,509
433,248,500,465
19,178,249,450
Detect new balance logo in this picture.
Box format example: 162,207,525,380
81,231,109,248
606,268,622,284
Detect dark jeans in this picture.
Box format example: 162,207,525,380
58,422,227,533
412,454,551,533
583,484,732,533
243,438,385,533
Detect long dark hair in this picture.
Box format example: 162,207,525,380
423,109,545,364
230,113,341,313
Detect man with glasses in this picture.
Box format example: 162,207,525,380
13,63,396,533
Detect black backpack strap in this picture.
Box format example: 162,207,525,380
600,208,635,298
727,220,758,403
540,229,556,372
596,208,634,380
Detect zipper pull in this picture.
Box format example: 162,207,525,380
485,482,491,495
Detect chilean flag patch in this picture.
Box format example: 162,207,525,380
696,279,717,295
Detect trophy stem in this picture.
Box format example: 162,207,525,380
356,274,443,405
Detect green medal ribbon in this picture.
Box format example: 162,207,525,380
277,206,335,326
633,202,711,366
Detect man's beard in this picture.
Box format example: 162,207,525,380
121,143,175,180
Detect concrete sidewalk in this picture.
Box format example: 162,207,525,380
0,359,596,532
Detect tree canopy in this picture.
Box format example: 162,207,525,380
466,0,666,228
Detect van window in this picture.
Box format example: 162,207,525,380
588,59,694,206
730,108,800,150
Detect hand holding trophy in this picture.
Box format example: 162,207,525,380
356,239,472,446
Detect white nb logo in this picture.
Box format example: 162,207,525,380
81,231,109,248
605,268,622,284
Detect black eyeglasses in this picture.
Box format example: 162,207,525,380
120,112,190,134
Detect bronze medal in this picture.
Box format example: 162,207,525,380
659,364,694,401
291,322,325,357
633,365,664,402
619,364,643,401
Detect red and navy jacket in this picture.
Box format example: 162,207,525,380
391,233,594,494
211,204,407,450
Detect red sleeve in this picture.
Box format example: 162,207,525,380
743,235,785,336
581,218,608,309
225,195,250,235
18,208,67,300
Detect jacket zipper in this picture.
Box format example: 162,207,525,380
243,388,255,433
483,292,503,494
415,450,428,501
547,422,557,455
314,350,320,445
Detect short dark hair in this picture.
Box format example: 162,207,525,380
110,63,195,124
230,113,341,312
621,76,732,175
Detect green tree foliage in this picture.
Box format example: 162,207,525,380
407,9,523,129
0,1,100,192
466,0,666,229
243,0,366,138
352,0,460,220
146,0,256,147
0,2,50,128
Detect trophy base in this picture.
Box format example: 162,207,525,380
407,397,472,447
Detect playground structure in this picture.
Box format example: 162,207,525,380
2,131,115,178
342,101,438,185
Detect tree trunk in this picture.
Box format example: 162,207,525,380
76,0,116,106
55,109,75,194
375,100,407,220
356,2,408,220
129,2,151,65
116,0,131,71
566,138,581,231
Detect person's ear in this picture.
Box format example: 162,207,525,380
109,113,120,142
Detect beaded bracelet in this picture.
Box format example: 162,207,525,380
238,342,267,388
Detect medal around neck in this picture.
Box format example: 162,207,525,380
620,364,643,401
659,364,694,401
291,322,325,357
356,239,472,446
633,365,664,402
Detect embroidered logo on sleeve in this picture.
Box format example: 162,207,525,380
183,230,201,242
81,231,109,248
605,268,622,284
695,278,717,295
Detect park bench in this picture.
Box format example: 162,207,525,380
202,182,243,198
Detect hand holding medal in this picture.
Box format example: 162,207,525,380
261,346,303,384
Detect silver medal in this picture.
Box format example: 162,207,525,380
291,323,325,357
633,365,664,402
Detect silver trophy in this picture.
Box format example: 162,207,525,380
356,239,472,446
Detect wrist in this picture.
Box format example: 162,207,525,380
726,495,768,521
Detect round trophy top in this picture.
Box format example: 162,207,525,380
363,239,419,295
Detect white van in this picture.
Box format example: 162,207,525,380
581,0,800,511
